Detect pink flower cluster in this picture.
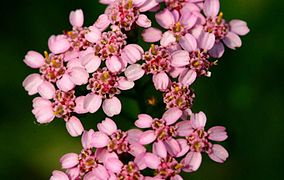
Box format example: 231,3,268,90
22,0,249,179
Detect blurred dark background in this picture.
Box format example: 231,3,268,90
0,0,283,179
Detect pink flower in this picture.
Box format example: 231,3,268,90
181,111,229,172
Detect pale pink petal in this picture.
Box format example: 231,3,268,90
229,19,250,36
81,129,95,149
223,32,242,49
69,9,84,28
171,50,190,67
198,32,215,50
208,144,229,163
155,9,175,29
121,44,143,64
129,143,147,157
176,120,193,136
23,51,45,68
191,111,207,129
135,114,153,128
144,153,161,169
74,96,88,114
105,158,123,173
60,153,79,169
37,81,55,99
152,72,170,91
160,31,176,47
181,3,201,15
50,170,69,180
139,0,159,12
164,138,181,156
136,14,152,28
94,14,111,31
182,152,202,172
208,126,228,141
81,53,101,73
176,139,190,157
56,74,75,92
106,56,122,73
124,64,145,81
127,129,144,144
203,0,220,17
99,0,115,5
92,131,110,148
84,93,102,113
66,116,84,137
178,69,197,86
69,67,89,85
22,73,43,95
171,175,183,180
97,118,117,136
95,148,118,163
66,58,83,69
66,168,79,180
102,97,122,117
153,141,167,158
179,33,197,52
169,67,186,78
48,35,70,54
134,153,147,170
142,27,162,43
209,42,225,58
117,77,135,90
90,164,110,180
139,130,156,145
85,26,101,43
180,12,197,29
162,107,183,125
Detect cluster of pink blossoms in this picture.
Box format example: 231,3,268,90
22,0,249,179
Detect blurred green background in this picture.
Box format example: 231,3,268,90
0,0,283,179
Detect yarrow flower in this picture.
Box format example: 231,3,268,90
22,0,249,179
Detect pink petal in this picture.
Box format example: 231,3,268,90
81,129,95,149
90,164,110,180
139,0,159,12
229,19,250,36
142,27,162,43
56,74,75,92
135,114,153,128
171,50,190,67
144,153,161,169
22,73,43,95
37,81,55,99
94,14,110,31
84,93,102,113
129,143,146,157
69,9,84,28
102,97,122,117
155,9,175,29
121,44,143,64
95,148,118,163
81,53,101,73
191,111,207,129
124,64,145,81
50,170,69,180
23,51,45,68
178,69,197,86
92,131,110,148
127,129,144,144
117,77,135,90
182,152,202,172
69,67,89,85
208,144,229,163
105,158,123,173
74,96,88,114
153,141,167,158
85,26,101,43
208,126,228,141
136,14,152,28
180,12,197,29
179,33,197,52
203,0,220,17
176,139,190,157
106,56,122,73
134,153,147,170
162,107,183,125
198,32,215,50
139,130,156,145
60,153,79,169
48,35,70,54
97,118,117,136
66,116,84,137
152,72,170,91
176,120,193,136
223,32,242,49
209,42,225,58
160,31,176,47
164,138,181,156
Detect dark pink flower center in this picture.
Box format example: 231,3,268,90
204,13,229,41
52,90,76,120
108,130,130,154
156,157,183,178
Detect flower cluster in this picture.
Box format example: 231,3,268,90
22,0,249,179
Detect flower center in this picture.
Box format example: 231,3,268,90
52,90,76,120
87,68,121,99
65,28,92,51
78,149,98,175
188,50,215,77
164,0,187,11
156,157,183,178
108,130,129,154
204,12,229,41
